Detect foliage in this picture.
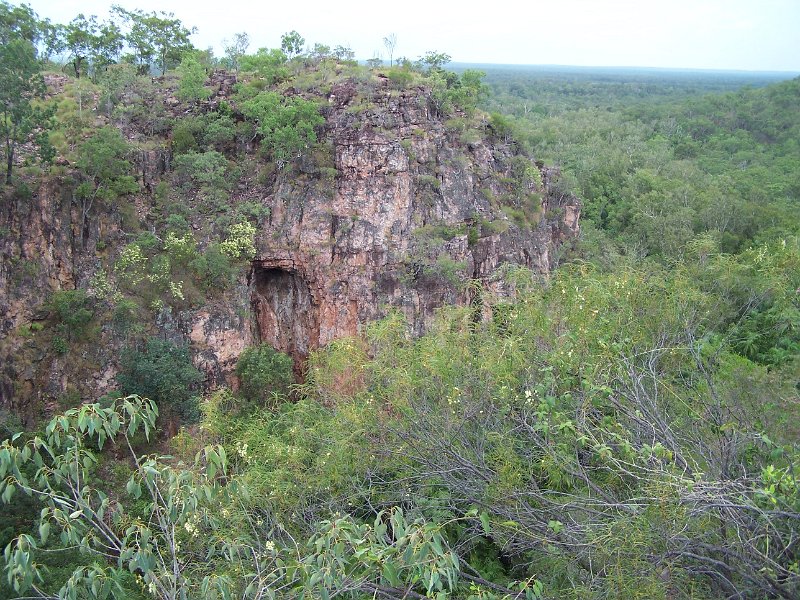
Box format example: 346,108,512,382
113,229,218,307
118,339,203,420
73,125,137,245
112,5,196,75
76,126,138,202
482,68,800,260
61,13,124,80
419,51,451,72
0,3,54,184
172,149,230,212
235,344,294,408
189,243,236,291
290,259,799,598
0,396,243,599
280,30,304,58
175,51,210,103
173,150,227,188
46,289,94,343
239,91,324,167
0,399,543,600
238,47,289,85
0,1,39,46
187,116,228,155
219,220,257,260
222,31,249,73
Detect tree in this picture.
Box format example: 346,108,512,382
0,395,545,599
46,289,93,343
112,6,196,75
176,51,210,104
36,17,64,62
90,19,124,79
74,126,137,242
383,33,397,67
332,44,355,62
0,2,53,185
63,14,97,78
0,396,245,599
238,47,288,85
280,30,304,58
0,1,39,46
310,43,331,61
60,14,123,80
419,50,451,72
223,31,249,74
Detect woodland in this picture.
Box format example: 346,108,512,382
0,2,799,599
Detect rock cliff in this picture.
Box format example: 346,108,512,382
0,74,579,423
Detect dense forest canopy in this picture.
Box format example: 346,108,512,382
1,2,798,599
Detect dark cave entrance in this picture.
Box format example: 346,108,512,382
250,264,318,368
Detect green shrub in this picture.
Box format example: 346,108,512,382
488,112,515,142
171,121,198,154
112,298,140,336
386,67,414,88
235,344,294,408
191,243,236,291
173,150,229,189
176,52,211,104
416,174,441,190
239,91,324,167
51,336,69,355
164,214,190,233
118,338,203,422
202,114,236,150
46,289,94,342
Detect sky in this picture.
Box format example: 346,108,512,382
24,0,800,72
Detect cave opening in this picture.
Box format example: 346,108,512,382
250,264,318,370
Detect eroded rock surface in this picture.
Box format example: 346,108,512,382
0,81,579,419
250,84,580,360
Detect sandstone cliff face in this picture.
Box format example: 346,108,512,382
0,79,579,421
251,82,579,361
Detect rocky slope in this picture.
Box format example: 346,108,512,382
0,72,579,423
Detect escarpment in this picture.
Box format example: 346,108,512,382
0,74,579,422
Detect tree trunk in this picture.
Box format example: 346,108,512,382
5,148,12,185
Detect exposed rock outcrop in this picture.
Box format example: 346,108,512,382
0,80,579,421
249,83,579,361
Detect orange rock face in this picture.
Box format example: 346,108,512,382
247,83,580,364
0,82,579,417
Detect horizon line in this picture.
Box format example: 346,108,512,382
443,62,800,75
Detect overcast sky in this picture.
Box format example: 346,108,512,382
25,0,800,72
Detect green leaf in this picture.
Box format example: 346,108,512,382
547,520,564,534
479,512,491,535
38,521,50,544
382,561,401,586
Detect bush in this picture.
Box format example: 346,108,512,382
386,67,414,88
191,243,236,291
173,151,229,189
118,338,203,422
112,298,140,336
171,121,198,154
239,92,324,167
46,289,93,342
235,344,294,408
176,52,211,104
